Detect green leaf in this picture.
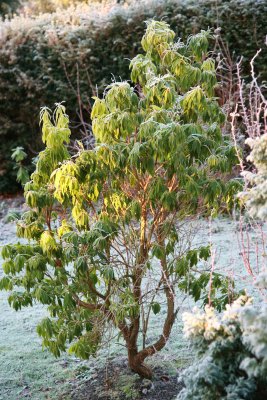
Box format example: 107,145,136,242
151,302,161,315
11,146,27,162
151,244,165,259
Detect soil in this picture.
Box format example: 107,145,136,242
64,357,184,400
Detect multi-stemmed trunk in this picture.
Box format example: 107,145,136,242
122,223,177,379
124,283,176,379
128,345,153,379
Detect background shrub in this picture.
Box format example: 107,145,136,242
21,0,95,15
0,0,20,17
1,0,266,192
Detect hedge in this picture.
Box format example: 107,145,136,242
0,0,266,192
0,0,20,17
20,0,94,15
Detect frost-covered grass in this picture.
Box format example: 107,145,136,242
0,222,73,399
0,215,265,399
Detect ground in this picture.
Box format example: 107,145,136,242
0,196,264,400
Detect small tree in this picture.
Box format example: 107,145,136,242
1,21,240,378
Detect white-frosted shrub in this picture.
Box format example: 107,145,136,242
239,135,267,220
177,275,267,399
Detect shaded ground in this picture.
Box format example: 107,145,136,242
65,358,183,400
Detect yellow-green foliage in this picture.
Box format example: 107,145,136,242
40,231,57,254
0,22,241,369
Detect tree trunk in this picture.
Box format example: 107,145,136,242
125,202,153,379
127,346,153,379
127,225,176,378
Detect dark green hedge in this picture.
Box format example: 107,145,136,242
0,0,266,192
0,0,20,17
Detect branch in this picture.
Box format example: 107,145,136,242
73,294,105,311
